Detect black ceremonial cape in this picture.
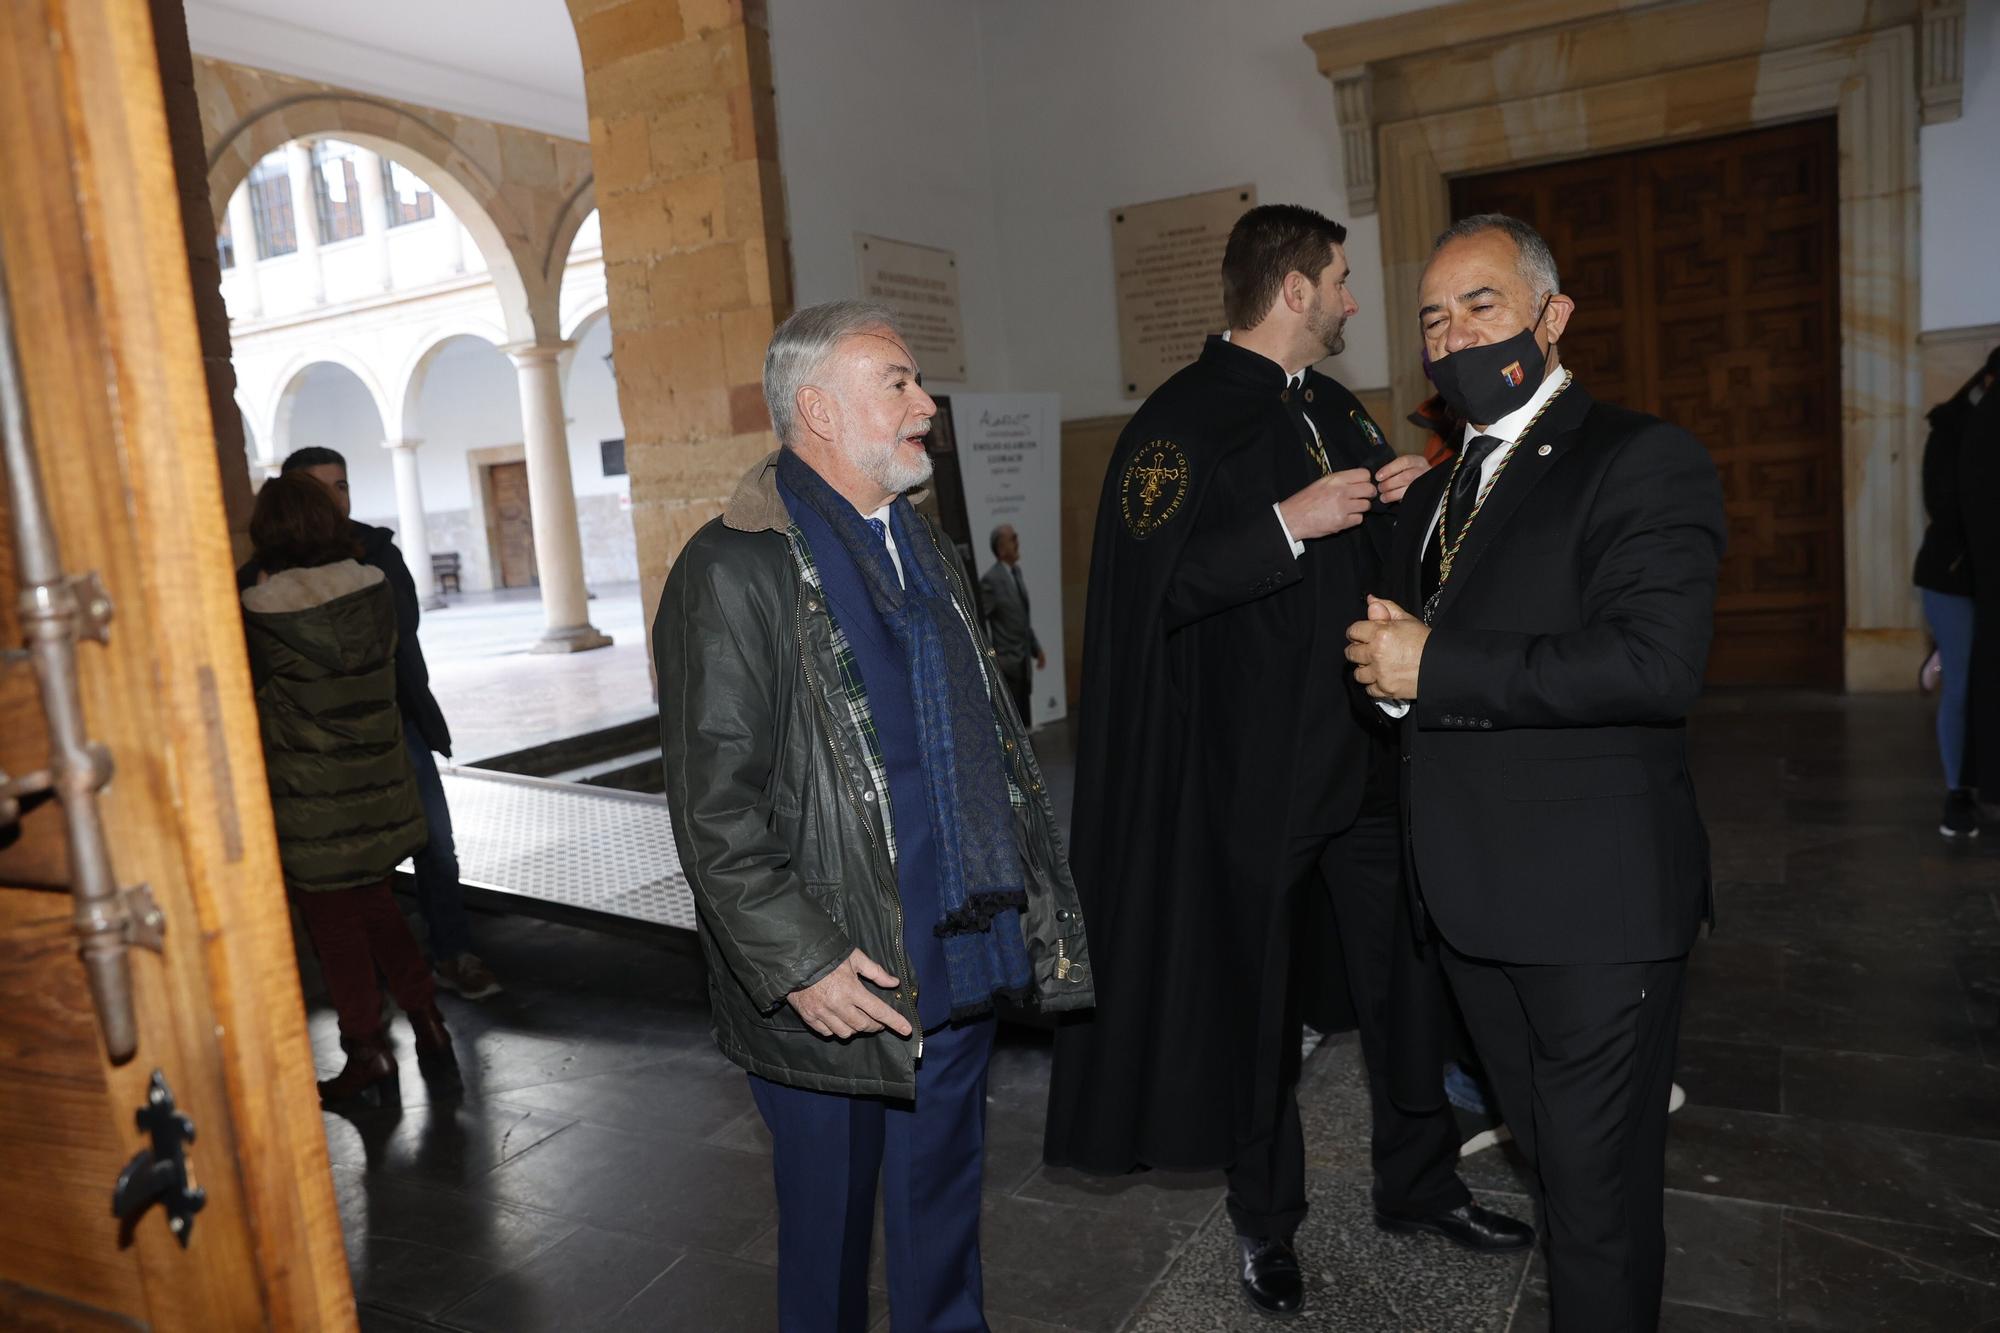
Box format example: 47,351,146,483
1044,335,1402,1174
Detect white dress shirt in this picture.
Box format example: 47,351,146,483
867,503,905,587
1377,365,1572,716
1219,330,1320,557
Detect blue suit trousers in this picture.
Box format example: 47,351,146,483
749,1017,997,1332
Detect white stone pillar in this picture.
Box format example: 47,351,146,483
225,186,264,318
384,439,445,610
354,147,395,292
284,141,326,305
504,341,610,652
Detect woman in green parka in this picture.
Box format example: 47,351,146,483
242,472,458,1108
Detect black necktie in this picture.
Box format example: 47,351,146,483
1422,434,1505,603
1011,564,1028,612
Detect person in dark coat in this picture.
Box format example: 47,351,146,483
1347,213,1727,1333
237,447,501,1000
1045,204,1531,1320
241,473,458,1109
1919,348,2000,836
979,523,1045,724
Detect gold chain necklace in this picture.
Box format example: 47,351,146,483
1424,377,1570,622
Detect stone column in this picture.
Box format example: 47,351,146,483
225,186,263,318
384,439,445,610
284,140,325,304
504,341,610,652
354,147,394,292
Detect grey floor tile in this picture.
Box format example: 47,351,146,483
497,1058,755,1141
604,1251,780,1332
981,1193,1194,1332
1013,1163,1225,1225
330,1164,575,1269
1781,1209,2000,1330
1780,1046,2000,1140
1673,1039,1783,1115
437,1224,683,1333
474,1122,777,1251
350,1235,507,1320
322,1101,578,1188
1662,1106,2000,1234
1662,1191,1783,1319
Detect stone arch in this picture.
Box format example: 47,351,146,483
547,180,599,290
561,299,610,346
266,350,395,462
205,96,546,343
393,321,512,445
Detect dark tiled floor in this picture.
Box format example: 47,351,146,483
325,693,2000,1331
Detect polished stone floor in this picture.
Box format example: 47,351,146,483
420,583,654,764
322,692,2000,1331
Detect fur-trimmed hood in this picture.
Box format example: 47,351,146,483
241,560,395,676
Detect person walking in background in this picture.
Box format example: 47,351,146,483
238,446,502,999
979,523,1044,724
241,473,458,1109
1917,348,2000,839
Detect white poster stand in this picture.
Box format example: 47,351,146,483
949,393,1066,729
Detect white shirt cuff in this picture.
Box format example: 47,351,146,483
1272,503,1305,558
1376,699,1412,718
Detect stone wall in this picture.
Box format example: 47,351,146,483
566,0,792,656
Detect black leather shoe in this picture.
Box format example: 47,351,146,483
1236,1235,1304,1318
1375,1201,1535,1253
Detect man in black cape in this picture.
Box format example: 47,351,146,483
1044,205,1531,1319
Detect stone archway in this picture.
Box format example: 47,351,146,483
1305,0,1961,690
196,59,598,347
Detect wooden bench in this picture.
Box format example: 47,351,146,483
431,550,462,595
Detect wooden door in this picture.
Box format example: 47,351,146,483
490,460,539,588
0,2,353,1328
1452,119,1845,687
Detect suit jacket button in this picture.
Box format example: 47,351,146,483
1481,719,1492,729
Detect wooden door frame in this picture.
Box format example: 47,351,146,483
0,1,352,1326
1310,3,1926,690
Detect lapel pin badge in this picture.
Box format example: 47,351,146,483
1536,444,1553,456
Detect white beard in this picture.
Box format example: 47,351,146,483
858,434,934,494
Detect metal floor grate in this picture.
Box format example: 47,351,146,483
405,767,697,932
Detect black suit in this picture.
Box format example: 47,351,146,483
1383,378,1725,1333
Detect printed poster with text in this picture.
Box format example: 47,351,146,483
951,393,1066,729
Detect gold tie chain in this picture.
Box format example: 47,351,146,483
1424,378,1570,623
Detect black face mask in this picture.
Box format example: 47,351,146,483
1428,297,1551,426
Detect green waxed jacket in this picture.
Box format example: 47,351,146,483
242,561,427,892
657,455,1094,1099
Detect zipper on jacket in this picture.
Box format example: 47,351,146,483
792,573,920,1044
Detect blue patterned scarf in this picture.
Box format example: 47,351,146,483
777,449,1032,1018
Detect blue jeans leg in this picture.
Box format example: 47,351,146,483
403,720,472,961
1923,589,1975,790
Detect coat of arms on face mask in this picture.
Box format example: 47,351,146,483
1500,361,1525,387
1120,441,1190,539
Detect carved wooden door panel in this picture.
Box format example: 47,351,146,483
1452,119,1845,687
490,460,539,589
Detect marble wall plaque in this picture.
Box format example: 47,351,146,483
1111,184,1255,399
856,233,967,382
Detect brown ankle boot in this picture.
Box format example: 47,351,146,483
318,1034,399,1109
407,1003,461,1087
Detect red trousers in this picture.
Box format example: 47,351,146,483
295,878,435,1041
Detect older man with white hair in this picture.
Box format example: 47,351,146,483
656,300,1094,1332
